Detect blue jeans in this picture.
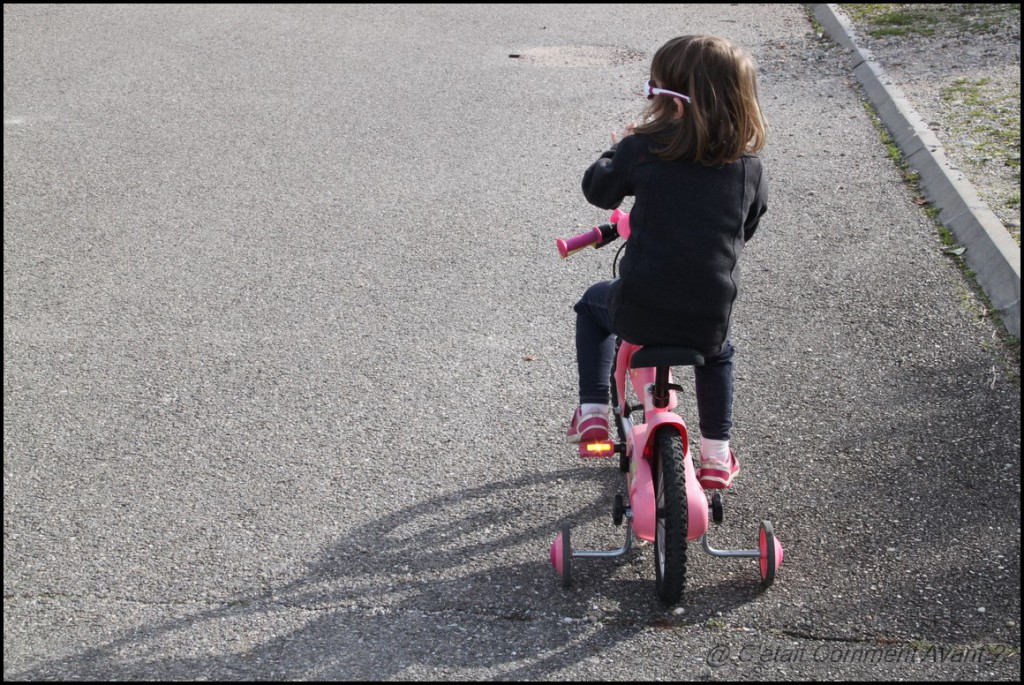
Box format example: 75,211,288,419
573,280,735,441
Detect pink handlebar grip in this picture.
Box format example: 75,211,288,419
556,226,603,259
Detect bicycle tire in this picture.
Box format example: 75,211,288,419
653,425,687,604
759,520,776,588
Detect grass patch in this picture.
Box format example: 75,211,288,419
938,77,1021,245
841,4,1020,38
942,78,1021,153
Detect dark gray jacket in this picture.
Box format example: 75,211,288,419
582,132,768,355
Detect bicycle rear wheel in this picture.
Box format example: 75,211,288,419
653,425,687,604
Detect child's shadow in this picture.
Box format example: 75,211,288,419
9,466,770,680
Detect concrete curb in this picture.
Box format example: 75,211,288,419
812,3,1021,338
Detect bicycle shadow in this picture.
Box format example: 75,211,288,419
8,465,771,680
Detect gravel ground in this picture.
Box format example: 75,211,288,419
835,3,1021,245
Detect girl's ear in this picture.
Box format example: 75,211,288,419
672,98,685,120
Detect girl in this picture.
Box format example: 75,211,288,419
566,35,768,490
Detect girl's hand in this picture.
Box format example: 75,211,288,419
611,122,636,145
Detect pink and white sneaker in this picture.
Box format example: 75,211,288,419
697,451,741,489
566,406,609,444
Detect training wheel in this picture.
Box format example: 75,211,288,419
711,493,724,524
758,520,784,587
613,494,625,526
550,522,572,588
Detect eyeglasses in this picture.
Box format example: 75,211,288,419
643,80,691,103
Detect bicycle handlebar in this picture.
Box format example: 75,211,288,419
556,209,631,258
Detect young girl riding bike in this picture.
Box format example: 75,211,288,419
567,34,768,491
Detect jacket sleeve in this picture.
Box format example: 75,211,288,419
743,162,768,242
582,140,633,210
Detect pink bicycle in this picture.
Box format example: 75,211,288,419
550,209,784,605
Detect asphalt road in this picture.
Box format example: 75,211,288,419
4,4,1020,681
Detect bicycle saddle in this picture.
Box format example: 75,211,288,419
629,346,705,369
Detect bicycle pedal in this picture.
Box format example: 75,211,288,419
578,440,620,458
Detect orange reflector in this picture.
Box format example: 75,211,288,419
579,441,615,458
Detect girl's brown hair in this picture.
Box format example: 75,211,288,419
634,35,766,166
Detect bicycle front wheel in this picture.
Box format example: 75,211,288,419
653,425,687,604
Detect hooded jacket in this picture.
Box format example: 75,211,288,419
582,132,768,356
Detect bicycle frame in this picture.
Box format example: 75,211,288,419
611,341,709,544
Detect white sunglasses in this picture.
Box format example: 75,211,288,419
643,79,691,103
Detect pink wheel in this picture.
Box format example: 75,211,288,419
758,520,783,587
550,523,572,588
